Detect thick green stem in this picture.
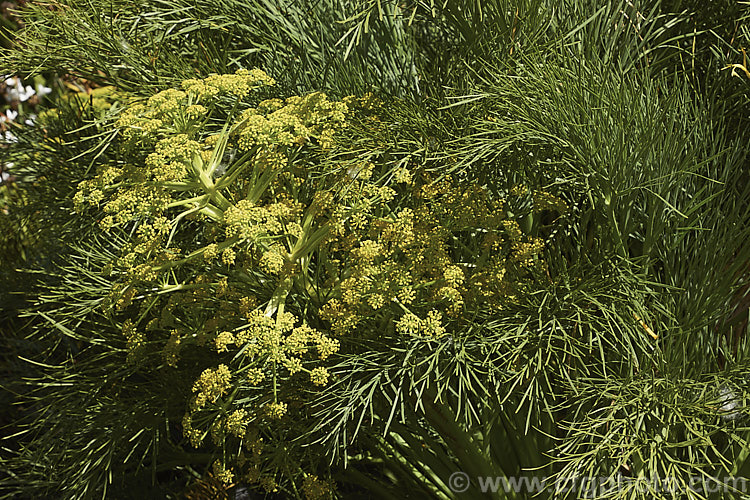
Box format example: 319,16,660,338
265,277,293,317
165,194,209,209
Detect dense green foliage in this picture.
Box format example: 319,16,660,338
2,1,750,499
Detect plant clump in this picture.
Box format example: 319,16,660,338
69,68,566,491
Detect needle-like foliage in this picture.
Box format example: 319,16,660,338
2,1,750,499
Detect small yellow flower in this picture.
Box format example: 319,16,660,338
203,243,219,261
265,401,288,419
393,166,412,184
215,331,235,352
310,367,330,386
221,248,236,266
246,368,266,385
212,461,234,485
226,409,249,437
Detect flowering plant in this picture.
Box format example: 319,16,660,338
66,67,569,493
4,1,750,499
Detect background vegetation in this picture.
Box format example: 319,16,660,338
1,0,750,498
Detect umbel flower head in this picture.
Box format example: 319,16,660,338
71,68,353,487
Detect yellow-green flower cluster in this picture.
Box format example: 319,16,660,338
73,166,122,211
192,364,232,410
182,306,339,453
246,368,265,385
122,319,146,363
512,237,545,267
226,409,249,438
215,331,235,352
144,134,201,182
310,367,330,386
84,67,355,475
396,310,446,337
237,311,339,366
302,475,335,500
235,92,347,151
259,245,285,275
72,67,568,493
212,460,234,485
315,170,549,334
223,200,295,242
264,401,288,420
181,68,275,100
163,329,182,367
533,190,568,213
102,185,173,224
